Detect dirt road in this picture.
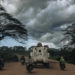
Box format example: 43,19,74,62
0,60,75,75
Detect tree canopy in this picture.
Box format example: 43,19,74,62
0,5,27,43
66,23,75,45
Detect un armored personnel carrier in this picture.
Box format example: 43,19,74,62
30,43,50,67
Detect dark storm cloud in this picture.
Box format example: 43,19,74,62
1,0,75,47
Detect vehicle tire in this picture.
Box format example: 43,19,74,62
0,65,3,70
60,63,65,70
26,64,33,73
44,63,49,68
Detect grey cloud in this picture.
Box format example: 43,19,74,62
2,0,75,48
27,1,75,32
2,0,50,14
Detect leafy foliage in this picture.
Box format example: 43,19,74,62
0,5,27,43
0,46,28,62
63,23,75,64
66,24,75,45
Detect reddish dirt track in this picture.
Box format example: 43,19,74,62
0,60,75,75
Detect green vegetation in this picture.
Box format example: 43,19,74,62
48,48,75,64
0,46,29,62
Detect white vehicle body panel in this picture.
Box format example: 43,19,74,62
30,46,50,63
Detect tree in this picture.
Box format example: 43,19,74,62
13,46,26,55
0,4,27,43
65,23,75,64
66,24,75,45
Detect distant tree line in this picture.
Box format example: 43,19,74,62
28,44,75,64
48,48,75,64
0,46,29,62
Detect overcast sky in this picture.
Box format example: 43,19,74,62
0,0,75,48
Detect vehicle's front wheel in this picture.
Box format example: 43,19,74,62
44,63,50,68
26,64,33,73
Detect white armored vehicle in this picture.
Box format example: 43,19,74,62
30,43,50,67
